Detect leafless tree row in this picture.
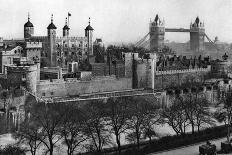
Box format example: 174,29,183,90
15,89,228,155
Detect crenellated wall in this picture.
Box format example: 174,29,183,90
153,69,210,89
36,76,132,98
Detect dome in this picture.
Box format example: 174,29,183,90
63,25,69,30
47,14,57,29
195,17,200,25
85,17,94,31
47,22,57,29
85,25,94,31
24,20,33,27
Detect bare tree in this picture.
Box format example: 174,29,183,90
162,98,189,135
105,97,131,154
142,108,161,144
215,90,232,142
14,121,43,155
194,97,215,132
60,102,88,155
82,100,110,153
126,96,160,149
30,102,66,155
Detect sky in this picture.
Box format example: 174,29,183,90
0,0,232,44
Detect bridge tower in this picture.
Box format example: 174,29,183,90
149,14,165,52
190,17,205,54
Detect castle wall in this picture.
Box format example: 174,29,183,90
154,68,210,89
166,88,219,107
36,76,132,98
92,62,125,77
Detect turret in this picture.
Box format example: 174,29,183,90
24,13,34,39
190,16,205,53
47,14,57,67
149,14,165,52
63,17,70,37
85,17,94,57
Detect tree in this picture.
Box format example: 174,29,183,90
162,98,189,135
82,100,110,152
194,97,215,132
126,96,160,149
142,107,161,144
30,102,66,155
215,90,232,142
60,103,88,155
14,121,43,155
105,97,131,154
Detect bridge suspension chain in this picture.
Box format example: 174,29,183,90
135,32,150,47
204,33,220,51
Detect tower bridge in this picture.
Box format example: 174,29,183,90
165,28,191,33
135,14,218,55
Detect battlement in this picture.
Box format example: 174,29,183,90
6,64,37,72
56,36,87,41
150,21,164,27
190,16,205,29
30,36,47,41
150,14,165,27
155,66,211,75
26,42,42,48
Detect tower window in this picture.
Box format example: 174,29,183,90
22,74,26,80
50,92,54,95
42,92,45,96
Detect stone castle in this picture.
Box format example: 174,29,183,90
0,13,231,99
0,13,232,132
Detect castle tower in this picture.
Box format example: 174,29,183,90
24,13,34,39
63,17,70,37
85,17,94,57
190,17,205,54
6,64,38,94
47,14,57,67
149,14,165,52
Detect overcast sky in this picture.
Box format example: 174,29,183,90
0,0,232,44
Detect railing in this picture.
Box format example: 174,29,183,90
155,67,210,75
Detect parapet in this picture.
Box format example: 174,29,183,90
155,66,211,75
26,42,42,48
6,64,38,72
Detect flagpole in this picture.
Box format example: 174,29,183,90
68,14,69,27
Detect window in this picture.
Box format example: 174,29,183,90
22,74,26,81
42,93,45,96
51,92,54,95
8,57,12,64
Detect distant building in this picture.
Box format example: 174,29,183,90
0,46,23,73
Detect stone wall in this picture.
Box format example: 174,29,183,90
154,68,210,89
36,76,132,98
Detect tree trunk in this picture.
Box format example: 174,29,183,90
49,141,53,155
116,134,121,155
149,136,152,144
227,124,230,142
191,123,194,134
136,131,140,150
